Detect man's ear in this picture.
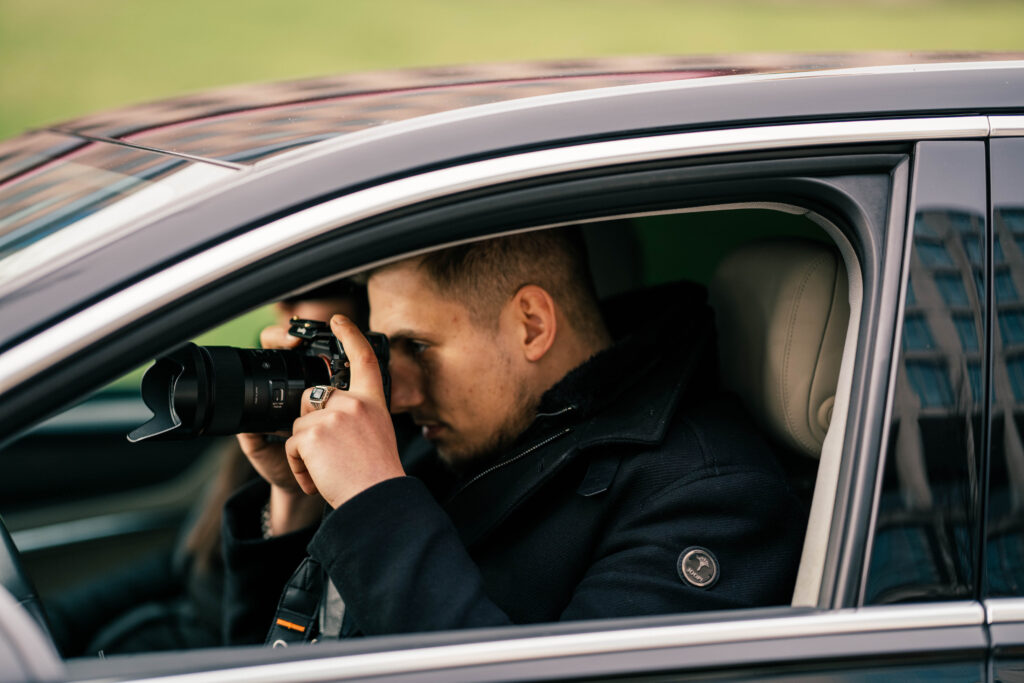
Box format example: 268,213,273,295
509,285,557,362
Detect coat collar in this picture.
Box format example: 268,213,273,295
532,298,713,449
443,282,716,546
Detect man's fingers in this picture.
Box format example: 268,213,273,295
330,314,385,399
237,432,269,452
298,386,333,417
285,435,320,496
260,324,303,350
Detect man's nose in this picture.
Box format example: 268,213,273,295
388,356,424,413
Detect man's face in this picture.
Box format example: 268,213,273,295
368,263,535,468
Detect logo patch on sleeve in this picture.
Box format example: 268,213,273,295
677,546,720,589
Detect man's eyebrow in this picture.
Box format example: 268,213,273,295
387,329,428,342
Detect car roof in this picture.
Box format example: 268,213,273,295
1,54,1023,358
2,52,1021,176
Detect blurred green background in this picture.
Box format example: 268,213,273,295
2,0,1023,140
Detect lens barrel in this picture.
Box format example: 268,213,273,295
128,343,331,442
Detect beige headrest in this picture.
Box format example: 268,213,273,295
709,239,849,458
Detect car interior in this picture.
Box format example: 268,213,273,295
0,197,862,662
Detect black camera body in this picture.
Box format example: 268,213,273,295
286,318,389,392
128,319,390,442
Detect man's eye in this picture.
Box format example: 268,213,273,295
410,341,429,356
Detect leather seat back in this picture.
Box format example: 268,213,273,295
709,239,849,458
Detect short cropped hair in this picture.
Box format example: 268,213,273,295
410,229,607,342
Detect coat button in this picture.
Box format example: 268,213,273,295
677,546,720,589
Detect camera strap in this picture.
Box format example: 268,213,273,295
265,556,325,647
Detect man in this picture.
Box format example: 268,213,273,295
222,229,805,643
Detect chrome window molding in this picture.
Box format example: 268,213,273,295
987,597,1024,623
111,602,984,683
991,115,1024,136
0,116,989,397
859,153,920,608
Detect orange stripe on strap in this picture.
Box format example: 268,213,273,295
275,618,306,633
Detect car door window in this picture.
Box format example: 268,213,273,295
864,142,988,604
988,137,1024,598
987,133,1024,683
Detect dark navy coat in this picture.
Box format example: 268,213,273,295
222,293,806,642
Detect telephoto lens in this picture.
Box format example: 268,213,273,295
127,321,390,443
127,344,331,442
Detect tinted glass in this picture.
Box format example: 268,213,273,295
987,137,1024,597
0,137,234,292
865,142,987,604
0,130,84,185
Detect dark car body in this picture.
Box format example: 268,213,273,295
0,54,1023,682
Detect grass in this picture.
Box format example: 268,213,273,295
2,0,1023,139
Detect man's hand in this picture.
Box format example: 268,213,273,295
237,322,322,534
286,315,405,509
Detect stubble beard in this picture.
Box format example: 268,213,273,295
437,381,539,477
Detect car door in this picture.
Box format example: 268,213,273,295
0,113,1003,682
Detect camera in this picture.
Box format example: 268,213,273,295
128,319,390,442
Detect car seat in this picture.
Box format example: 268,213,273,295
709,237,851,603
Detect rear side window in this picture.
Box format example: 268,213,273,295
865,142,988,604
987,137,1024,597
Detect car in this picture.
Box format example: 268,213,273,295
0,52,1023,682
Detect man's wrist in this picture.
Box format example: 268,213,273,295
268,485,324,536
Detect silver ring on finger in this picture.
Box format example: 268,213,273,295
309,385,336,411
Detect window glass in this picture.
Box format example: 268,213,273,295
865,143,986,604
998,309,1024,346
987,138,1024,597
0,138,234,292
904,360,954,407
1005,356,1024,403
996,268,1019,302
953,313,980,352
934,273,970,307
1002,208,1024,233
967,361,983,402
902,314,934,351
949,211,981,233
962,237,983,265
917,241,954,267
